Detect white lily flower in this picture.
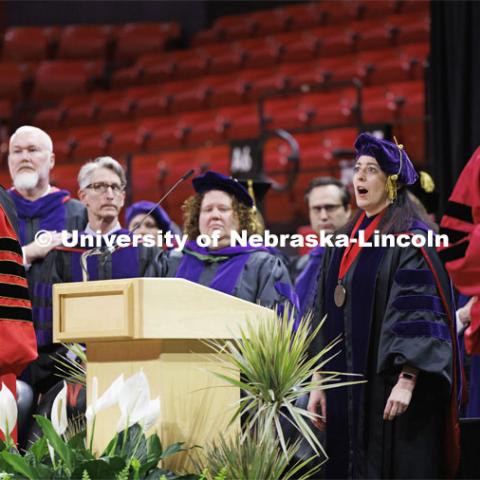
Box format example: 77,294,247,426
51,381,68,436
0,383,17,437
130,397,161,432
116,371,151,432
86,374,124,425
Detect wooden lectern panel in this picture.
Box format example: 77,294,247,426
54,280,135,341
54,278,273,342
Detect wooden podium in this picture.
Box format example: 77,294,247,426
53,278,273,470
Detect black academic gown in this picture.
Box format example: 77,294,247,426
312,216,460,479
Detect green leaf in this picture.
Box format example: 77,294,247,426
100,433,118,458
160,442,185,460
34,414,74,470
71,457,126,479
114,424,147,462
147,434,162,462
1,451,38,480
144,468,185,480
26,436,48,464
68,430,89,455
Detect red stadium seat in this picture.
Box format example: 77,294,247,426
50,164,81,192
167,79,213,113
238,68,290,102
63,91,114,126
0,99,11,118
316,1,358,25
95,90,141,123
33,106,65,130
110,64,144,89
278,57,355,89
274,31,320,63
356,0,397,20
31,60,104,100
66,125,111,161
49,130,77,163
107,121,145,158
115,22,181,61
354,50,414,86
232,38,283,69
388,13,430,45
198,44,245,75
192,27,223,47
385,81,425,118
208,72,254,107
340,86,391,124
247,9,291,36
397,0,430,15
350,20,395,51
130,152,166,204
0,63,30,101
140,116,184,150
263,90,351,132
215,104,260,140
173,110,219,145
2,26,60,62
321,127,358,153
279,3,326,30
0,168,12,189
309,26,356,57
212,14,257,41
57,25,116,59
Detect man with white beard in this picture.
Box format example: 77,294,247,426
7,126,87,397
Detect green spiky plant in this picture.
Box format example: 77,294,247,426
199,307,363,478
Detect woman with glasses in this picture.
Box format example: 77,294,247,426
307,134,462,479
165,170,294,308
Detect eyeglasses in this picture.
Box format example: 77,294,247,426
310,204,344,214
85,182,125,195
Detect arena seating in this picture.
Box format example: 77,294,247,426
0,1,430,226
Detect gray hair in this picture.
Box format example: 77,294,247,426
78,156,126,189
10,125,53,152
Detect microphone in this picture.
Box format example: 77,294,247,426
80,168,195,281
129,168,194,237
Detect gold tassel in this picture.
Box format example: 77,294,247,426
386,137,404,201
247,179,262,234
386,173,398,201
419,171,435,193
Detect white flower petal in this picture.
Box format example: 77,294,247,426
95,374,124,413
118,371,149,428
131,397,160,432
87,374,123,425
51,381,68,436
0,383,17,436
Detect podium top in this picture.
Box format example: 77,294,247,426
53,277,274,342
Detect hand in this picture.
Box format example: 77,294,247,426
383,377,414,421
307,373,327,431
458,296,478,327
23,231,64,264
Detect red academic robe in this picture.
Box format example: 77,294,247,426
439,147,480,354
0,198,38,442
